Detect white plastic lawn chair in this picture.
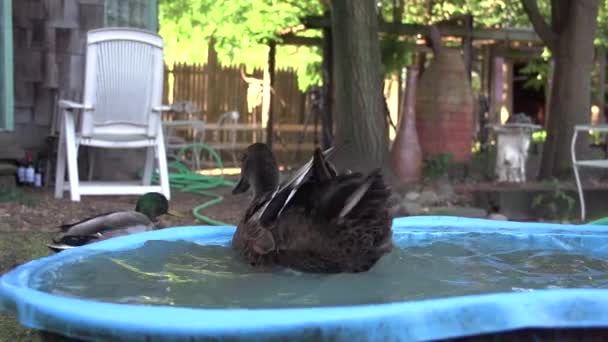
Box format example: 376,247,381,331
217,111,240,166
54,28,171,201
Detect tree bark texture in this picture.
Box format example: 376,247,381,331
321,10,334,150
329,0,389,173
266,41,276,150
522,0,599,179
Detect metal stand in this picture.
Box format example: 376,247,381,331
571,124,608,221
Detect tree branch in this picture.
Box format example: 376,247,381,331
520,0,557,50
392,0,404,23
318,0,330,10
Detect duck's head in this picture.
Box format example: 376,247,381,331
135,192,179,220
233,143,279,198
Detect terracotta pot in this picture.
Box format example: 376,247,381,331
391,65,422,183
415,48,474,163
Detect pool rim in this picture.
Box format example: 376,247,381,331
2,216,608,341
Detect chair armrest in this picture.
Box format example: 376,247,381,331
59,100,93,110
575,124,608,133
152,105,172,112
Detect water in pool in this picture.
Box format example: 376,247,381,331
31,233,608,309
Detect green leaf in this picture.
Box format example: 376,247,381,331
158,0,608,90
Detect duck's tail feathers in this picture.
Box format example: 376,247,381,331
48,232,103,253
46,243,77,253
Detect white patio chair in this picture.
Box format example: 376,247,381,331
206,111,240,167
217,111,240,166
54,28,171,201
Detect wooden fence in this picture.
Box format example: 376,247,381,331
162,62,321,166
163,63,306,125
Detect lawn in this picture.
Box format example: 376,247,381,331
0,186,244,340
0,226,52,341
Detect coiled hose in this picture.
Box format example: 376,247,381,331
152,143,236,226
588,217,608,225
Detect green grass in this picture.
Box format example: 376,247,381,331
0,227,53,341
0,187,39,207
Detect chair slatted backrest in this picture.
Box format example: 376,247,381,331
80,28,164,139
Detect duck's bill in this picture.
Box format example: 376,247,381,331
166,210,183,217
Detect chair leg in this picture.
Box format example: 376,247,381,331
573,164,585,222
54,128,67,199
87,148,95,181
64,112,81,201
193,146,201,171
143,146,155,185
156,130,171,200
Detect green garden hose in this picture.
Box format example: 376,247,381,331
152,143,236,226
588,217,608,226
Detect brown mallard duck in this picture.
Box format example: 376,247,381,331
232,143,393,273
47,192,179,252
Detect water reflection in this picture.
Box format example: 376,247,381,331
31,237,608,309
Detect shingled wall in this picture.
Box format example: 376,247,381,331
13,0,107,150
11,0,158,182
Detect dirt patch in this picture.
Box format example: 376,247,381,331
454,180,608,192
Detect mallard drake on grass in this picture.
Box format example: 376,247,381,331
47,192,179,252
232,143,393,273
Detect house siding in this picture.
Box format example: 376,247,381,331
0,0,14,131
10,0,158,181
13,0,106,149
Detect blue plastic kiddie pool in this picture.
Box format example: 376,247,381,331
2,216,608,341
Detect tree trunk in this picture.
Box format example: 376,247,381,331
329,0,389,173
522,0,599,179
265,41,276,150
321,10,334,150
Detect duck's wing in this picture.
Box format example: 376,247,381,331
49,211,155,252
256,146,335,226
278,146,336,194
55,211,153,239
315,168,389,224
337,169,384,222
311,147,338,182
59,211,118,231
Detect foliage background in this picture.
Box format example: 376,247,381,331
158,0,608,91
